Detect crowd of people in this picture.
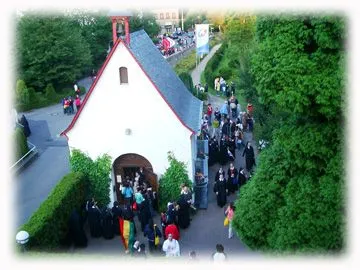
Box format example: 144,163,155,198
214,77,235,98
67,166,227,260
61,83,82,115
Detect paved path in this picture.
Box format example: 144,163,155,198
191,43,222,86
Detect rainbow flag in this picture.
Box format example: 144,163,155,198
119,218,135,250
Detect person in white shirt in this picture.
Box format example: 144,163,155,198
162,233,180,257
212,244,227,262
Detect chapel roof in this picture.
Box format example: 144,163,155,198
128,30,202,133
62,30,202,136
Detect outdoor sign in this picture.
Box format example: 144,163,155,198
195,24,209,55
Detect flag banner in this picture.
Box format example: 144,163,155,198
195,24,209,55
119,218,135,250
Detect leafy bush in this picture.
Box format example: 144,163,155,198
15,80,30,106
70,149,111,207
204,43,226,90
218,66,232,79
174,51,196,74
13,128,29,161
178,72,194,91
45,83,57,102
158,152,192,212
20,172,87,250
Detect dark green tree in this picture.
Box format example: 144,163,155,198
233,15,346,253
69,11,112,72
16,13,92,90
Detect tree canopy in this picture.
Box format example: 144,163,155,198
232,14,345,253
16,13,93,90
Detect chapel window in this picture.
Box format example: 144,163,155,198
119,67,128,84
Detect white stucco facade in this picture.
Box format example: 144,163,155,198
66,41,195,183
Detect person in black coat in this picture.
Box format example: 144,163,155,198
111,201,122,235
88,201,102,238
208,138,217,166
102,208,114,239
242,142,256,174
228,135,236,159
215,167,225,183
68,209,88,247
138,195,152,232
213,174,228,208
227,163,239,193
176,194,191,229
219,137,228,166
143,218,162,253
19,114,31,137
166,203,177,226
221,119,230,137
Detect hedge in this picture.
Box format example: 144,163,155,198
19,172,87,250
178,72,194,91
14,128,29,161
158,152,192,212
204,42,226,89
70,149,111,208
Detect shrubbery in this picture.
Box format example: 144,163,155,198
13,127,29,161
15,79,86,112
70,149,111,207
178,72,194,91
44,83,57,102
158,152,192,212
174,51,196,74
20,172,87,250
204,43,226,89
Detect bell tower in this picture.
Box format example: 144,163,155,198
109,11,132,46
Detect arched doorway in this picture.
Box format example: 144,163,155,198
113,153,158,204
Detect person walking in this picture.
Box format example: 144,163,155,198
211,244,227,262
227,163,239,194
214,77,220,96
162,233,180,257
88,200,102,238
111,201,122,235
207,103,213,125
242,142,256,175
213,174,228,208
74,82,80,95
224,202,235,239
176,192,191,229
164,221,180,241
75,95,81,112
121,181,134,206
220,101,229,119
143,218,162,253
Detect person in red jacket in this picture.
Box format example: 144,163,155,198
207,103,213,125
165,221,180,241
